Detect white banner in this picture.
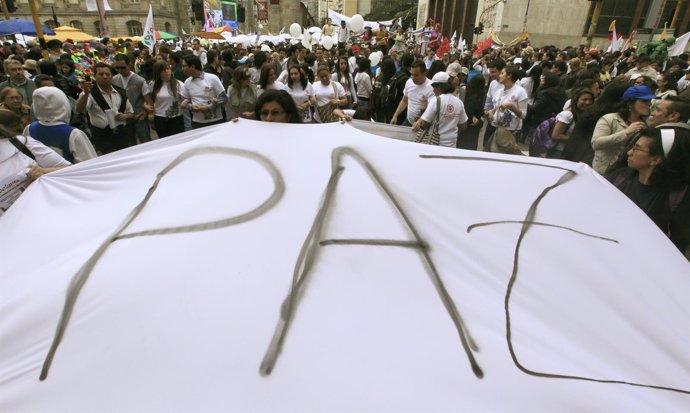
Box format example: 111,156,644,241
85,0,112,12
1,121,689,411
669,31,690,57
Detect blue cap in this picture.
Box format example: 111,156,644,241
622,85,658,100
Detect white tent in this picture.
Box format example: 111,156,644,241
1,121,690,411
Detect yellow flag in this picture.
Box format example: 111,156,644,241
659,22,667,41
608,20,616,32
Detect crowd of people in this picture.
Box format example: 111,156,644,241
0,21,688,255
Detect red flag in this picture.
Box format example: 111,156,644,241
473,37,493,57
436,36,451,58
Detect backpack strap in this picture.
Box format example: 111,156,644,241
8,136,36,161
432,95,441,133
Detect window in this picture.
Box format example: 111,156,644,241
164,22,172,33
44,20,57,29
584,0,650,37
94,21,102,37
270,0,279,4
70,20,83,31
127,20,143,36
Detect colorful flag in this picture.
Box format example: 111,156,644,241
610,22,619,52
621,29,637,51
608,20,616,40
142,5,156,52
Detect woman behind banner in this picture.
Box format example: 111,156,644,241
143,62,188,138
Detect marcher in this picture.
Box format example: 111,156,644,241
180,55,226,129
143,62,188,138
412,72,468,148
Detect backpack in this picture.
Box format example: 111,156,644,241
382,70,409,110
529,116,557,157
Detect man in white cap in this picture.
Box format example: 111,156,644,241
412,72,468,148
25,87,97,163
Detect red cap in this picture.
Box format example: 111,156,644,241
351,45,360,54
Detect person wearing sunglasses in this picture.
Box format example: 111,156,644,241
607,126,690,253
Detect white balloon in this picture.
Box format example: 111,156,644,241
289,23,301,38
321,36,334,50
369,52,380,66
350,14,364,32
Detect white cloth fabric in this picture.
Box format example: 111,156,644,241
256,80,287,98
420,94,468,147
1,121,690,411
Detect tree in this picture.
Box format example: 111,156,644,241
364,0,417,27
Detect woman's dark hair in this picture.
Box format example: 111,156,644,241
151,61,177,102
254,89,302,123
0,109,21,137
580,79,630,124
380,57,396,83
335,56,351,83
427,60,446,81
33,74,53,87
287,64,308,89
37,59,58,76
634,75,657,91
253,51,267,69
231,66,250,89
570,88,595,120
640,126,690,187
357,57,372,77
540,72,560,89
61,60,75,72
658,72,679,92
503,66,522,82
466,75,486,95
259,63,276,89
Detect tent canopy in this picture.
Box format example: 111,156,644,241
0,18,55,36
45,26,95,42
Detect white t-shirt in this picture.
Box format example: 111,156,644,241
286,82,314,106
256,80,287,97
489,84,528,131
553,109,575,152
403,78,435,124
181,72,225,124
287,82,314,122
354,72,372,98
143,80,187,118
420,94,469,147
312,81,346,123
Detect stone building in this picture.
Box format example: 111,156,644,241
10,0,192,38
419,0,690,49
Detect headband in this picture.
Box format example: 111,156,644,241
660,128,676,158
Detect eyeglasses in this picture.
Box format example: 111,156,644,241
260,109,285,117
631,143,651,154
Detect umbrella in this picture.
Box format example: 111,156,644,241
0,18,55,36
2,121,690,411
46,26,95,42
155,30,177,40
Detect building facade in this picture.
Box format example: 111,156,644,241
11,0,192,38
419,0,690,50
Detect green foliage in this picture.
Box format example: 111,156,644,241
364,0,417,26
